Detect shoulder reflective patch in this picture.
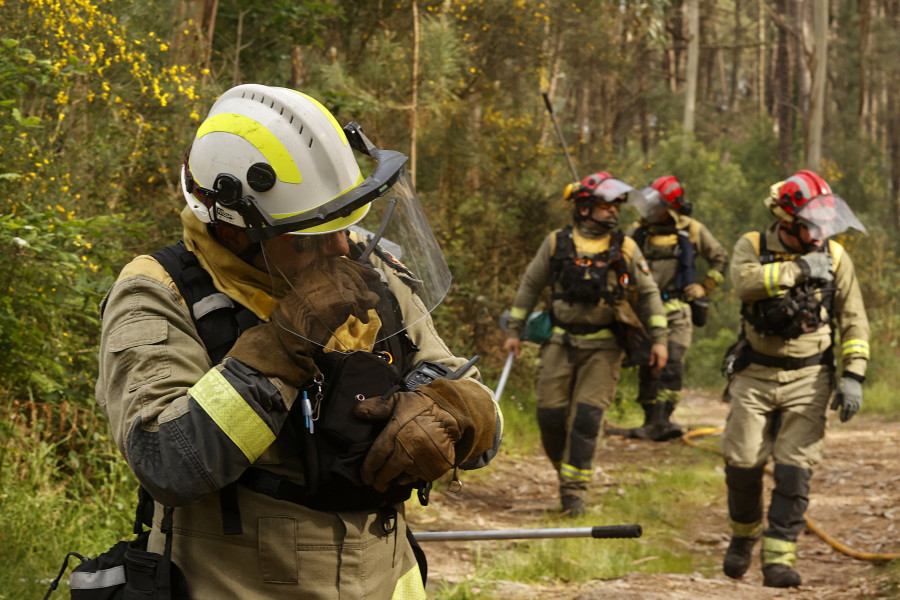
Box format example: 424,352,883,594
70,565,126,589
639,260,650,274
189,368,276,463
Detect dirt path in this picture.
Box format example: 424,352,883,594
407,390,900,599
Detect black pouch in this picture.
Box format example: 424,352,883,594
46,497,186,600
296,351,413,511
690,297,710,328
616,323,653,367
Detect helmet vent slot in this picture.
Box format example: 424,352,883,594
308,137,314,149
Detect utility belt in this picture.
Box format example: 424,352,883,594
746,347,833,371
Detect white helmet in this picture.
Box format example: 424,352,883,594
181,84,406,241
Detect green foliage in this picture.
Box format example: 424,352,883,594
0,406,137,598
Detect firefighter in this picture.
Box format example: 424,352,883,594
625,175,728,441
502,172,668,516
94,84,501,599
721,170,869,588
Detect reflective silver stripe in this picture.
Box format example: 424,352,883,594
192,292,234,320
69,566,127,589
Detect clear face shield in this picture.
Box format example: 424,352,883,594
794,193,868,241
261,168,451,354
631,187,669,223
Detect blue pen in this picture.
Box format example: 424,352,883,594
302,391,314,434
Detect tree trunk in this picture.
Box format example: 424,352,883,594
684,0,699,136
774,0,794,175
410,0,419,187
858,0,871,139
729,0,742,111
806,0,827,171
758,0,767,117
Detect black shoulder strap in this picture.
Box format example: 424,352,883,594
632,226,648,251
152,241,260,364
758,231,776,265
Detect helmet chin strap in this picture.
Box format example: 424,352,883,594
780,220,820,253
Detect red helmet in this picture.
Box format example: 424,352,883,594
776,170,832,217
650,175,692,215
565,171,634,205
767,170,867,238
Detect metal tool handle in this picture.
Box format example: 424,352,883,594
413,524,642,542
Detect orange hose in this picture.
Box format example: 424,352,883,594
681,427,900,562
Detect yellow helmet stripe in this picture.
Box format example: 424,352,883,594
288,90,349,147
196,113,303,184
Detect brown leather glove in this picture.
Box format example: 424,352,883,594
227,257,381,386
354,378,497,492
683,282,706,302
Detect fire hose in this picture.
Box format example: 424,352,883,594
682,427,899,562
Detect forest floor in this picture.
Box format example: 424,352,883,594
407,389,900,599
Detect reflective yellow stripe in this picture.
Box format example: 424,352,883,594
761,536,797,567
842,339,870,357
729,518,762,539
288,90,349,147
391,564,426,600
648,314,668,329
664,299,689,313
559,462,592,482
551,325,614,340
657,389,680,404
763,262,781,297
189,368,276,463
197,113,303,184
708,270,725,283
510,306,529,321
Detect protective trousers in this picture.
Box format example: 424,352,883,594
722,363,827,567
638,305,691,407
535,342,622,499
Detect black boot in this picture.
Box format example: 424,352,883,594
652,401,683,441
762,564,801,588
722,536,759,579
629,402,658,439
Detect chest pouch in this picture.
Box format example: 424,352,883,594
742,282,836,340
293,350,417,511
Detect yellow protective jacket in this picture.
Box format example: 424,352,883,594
730,222,869,379
625,214,728,312
95,208,501,599
506,221,668,349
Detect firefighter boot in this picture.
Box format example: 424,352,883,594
653,399,684,441
560,493,586,517
722,535,759,579
762,563,801,588
628,402,656,439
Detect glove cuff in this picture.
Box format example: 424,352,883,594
795,257,811,278
842,371,866,384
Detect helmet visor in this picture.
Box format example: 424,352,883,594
632,187,670,222
794,193,867,239
262,169,451,353
593,178,637,203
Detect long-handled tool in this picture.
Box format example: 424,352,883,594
542,91,579,182
493,351,515,403
414,523,642,542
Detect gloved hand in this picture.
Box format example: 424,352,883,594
227,257,381,386
796,252,834,282
832,377,863,422
354,378,497,492
683,282,707,302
